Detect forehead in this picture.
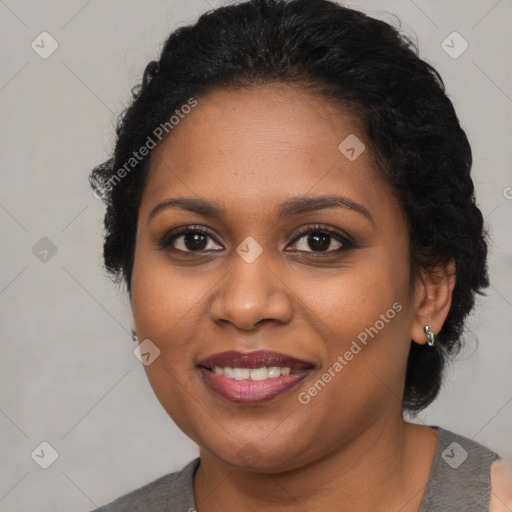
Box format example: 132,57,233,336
142,84,393,219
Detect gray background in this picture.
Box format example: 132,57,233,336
0,0,510,510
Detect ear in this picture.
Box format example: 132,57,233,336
411,259,456,345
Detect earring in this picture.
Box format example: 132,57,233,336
424,325,435,347
131,330,138,343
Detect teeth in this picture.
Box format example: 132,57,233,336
267,367,280,378
212,366,292,380
233,368,250,380
223,367,234,378
250,367,269,381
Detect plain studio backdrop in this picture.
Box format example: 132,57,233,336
0,0,511,510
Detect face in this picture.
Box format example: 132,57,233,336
131,84,420,472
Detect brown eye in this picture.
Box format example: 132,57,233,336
161,227,223,253
293,232,342,252
287,225,352,254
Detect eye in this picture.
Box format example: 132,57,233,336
159,224,352,255
287,224,351,254
161,226,223,252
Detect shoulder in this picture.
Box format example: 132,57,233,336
490,458,512,512
420,427,505,511
91,458,200,512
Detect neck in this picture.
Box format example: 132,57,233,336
193,418,438,512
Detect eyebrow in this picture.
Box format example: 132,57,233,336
147,194,373,224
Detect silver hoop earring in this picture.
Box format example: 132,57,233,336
424,325,435,347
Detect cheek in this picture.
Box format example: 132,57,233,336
131,241,209,344
130,245,209,435
130,241,211,413
293,245,413,403
295,245,412,345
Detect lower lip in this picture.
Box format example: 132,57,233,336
199,368,310,404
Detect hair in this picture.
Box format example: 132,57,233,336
90,0,489,412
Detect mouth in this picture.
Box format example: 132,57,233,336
198,350,315,404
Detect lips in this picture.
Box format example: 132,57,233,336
199,350,314,371
198,350,314,404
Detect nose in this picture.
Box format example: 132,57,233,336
208,250,294,331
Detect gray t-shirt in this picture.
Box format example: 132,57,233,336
91,426,500,511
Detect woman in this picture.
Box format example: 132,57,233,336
89,0,512,510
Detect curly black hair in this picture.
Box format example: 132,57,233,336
90,0,489,412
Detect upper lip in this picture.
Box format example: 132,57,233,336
198,350,315,370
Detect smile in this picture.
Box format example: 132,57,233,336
198,350,314,404
212,366,291,380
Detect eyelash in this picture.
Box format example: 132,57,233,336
159,224,354,256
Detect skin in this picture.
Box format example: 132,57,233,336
130,83,457,512
490,459,512,511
